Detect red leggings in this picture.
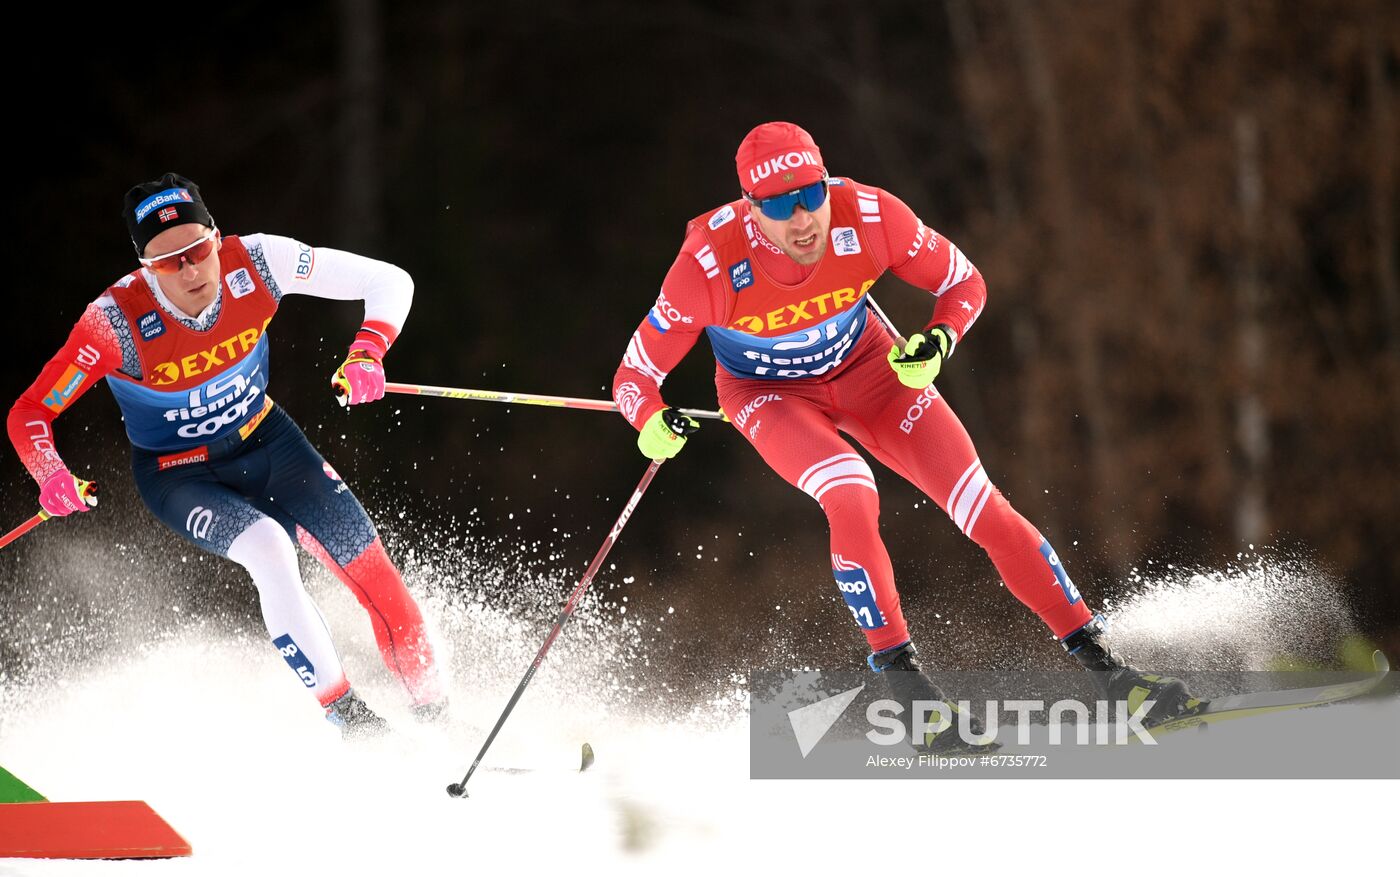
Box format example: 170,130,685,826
717,326,1092,654
298,529,443,706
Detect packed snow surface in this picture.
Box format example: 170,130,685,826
1,539,1392,873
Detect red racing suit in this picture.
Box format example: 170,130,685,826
613,179,1093,654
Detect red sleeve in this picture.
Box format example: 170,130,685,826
8,302,122,484
612,226,723,431
867,187,987,348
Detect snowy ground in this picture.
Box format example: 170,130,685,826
2,551,1395,874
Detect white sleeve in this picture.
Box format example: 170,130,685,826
242,232,413,343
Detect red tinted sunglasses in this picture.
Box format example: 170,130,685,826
140,229,219,275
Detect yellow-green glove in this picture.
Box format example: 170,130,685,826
887,325,955,390
637,408,700,460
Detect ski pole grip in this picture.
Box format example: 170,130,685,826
77,479,99,508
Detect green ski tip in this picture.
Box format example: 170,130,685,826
580,742,595,772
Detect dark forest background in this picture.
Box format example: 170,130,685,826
4,0,1397,668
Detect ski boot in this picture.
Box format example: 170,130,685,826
1060,615,1199,727
869,642,998,754
325,688,392,740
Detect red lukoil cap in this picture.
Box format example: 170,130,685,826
735,122,826,199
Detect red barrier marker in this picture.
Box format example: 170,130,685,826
0,801,192,859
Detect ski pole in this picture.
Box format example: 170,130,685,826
446,458,664,798
864,293,908,348
0,513,49,551
0,480,99,551
382,382,727,422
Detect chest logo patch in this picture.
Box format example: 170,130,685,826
730,259,754,292
709,205,736,230
137,310,166,341
832,227,861,257
226,268,256,300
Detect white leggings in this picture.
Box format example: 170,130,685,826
226,517,348,705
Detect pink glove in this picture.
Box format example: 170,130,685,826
332,343,386,406
39,469,91,517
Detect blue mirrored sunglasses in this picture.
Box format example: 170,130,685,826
745,177,829,221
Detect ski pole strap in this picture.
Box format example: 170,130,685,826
385,382,726,421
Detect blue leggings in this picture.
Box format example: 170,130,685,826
131,404,376,566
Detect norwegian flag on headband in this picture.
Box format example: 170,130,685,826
157,206,179,223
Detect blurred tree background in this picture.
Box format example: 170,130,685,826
4,0,1397,669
